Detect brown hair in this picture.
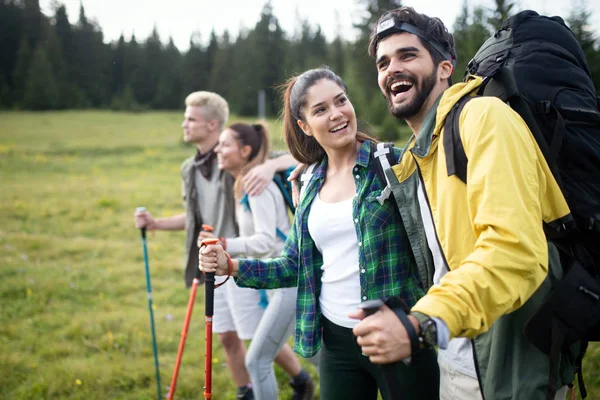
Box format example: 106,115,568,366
369,7,456,84
227,122,270,199
280,67,377,165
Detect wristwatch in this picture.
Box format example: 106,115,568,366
412,312,438,348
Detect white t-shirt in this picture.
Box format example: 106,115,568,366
308,193,361,328
417,179,477,378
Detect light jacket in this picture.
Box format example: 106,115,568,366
392,76,577,399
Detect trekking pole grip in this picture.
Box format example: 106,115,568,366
201,238,220,317
205,272,215,317
136,206,148,239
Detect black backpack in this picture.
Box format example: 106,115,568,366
443,10,600,399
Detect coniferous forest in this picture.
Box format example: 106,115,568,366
1,0,598,135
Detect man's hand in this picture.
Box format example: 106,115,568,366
134,209,155,229
199,242,234,276
244,163,275,196
350,305,417,364
287,163,306,207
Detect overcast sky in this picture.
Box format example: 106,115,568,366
39,0,599,51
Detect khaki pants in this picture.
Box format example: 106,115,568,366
439,358,482,400
439,357,570,400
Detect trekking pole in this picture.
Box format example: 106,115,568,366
201,238,221,400
359,299,406,400
136,206,162,400
166,225,214,400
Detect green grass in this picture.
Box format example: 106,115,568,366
0,110,312,400
0,110,598,399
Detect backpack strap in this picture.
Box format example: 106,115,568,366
275,228,287,242
299,163,318,199
373,142,397,205
273,172,296,214
443,96,475,184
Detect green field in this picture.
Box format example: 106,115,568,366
0,111,598,399
0,110,310,400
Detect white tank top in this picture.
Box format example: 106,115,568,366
308,193,361,328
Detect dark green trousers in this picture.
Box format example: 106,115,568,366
320,317,440,400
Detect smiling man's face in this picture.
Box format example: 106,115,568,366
375,32,438,120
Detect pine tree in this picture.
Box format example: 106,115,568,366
125,34,145,105
23,0,42,50
181,33,207,94
12,37,32,106
567,2,600,93
234,2,288,116
0,0,25,106
452,2,490,80
209,31,234,100
132,26,162,105
111,34,127,96
0,73,11,108
71,4,111,107
23,41,60,110
487,0,516,31
205,30,220,90
348,0,402,123
329,11,346,77
154,37,182,109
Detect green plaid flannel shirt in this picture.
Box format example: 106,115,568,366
235,140,425,358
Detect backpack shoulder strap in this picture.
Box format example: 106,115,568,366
272,173,295,214
373,142,397,205
443,96,476,184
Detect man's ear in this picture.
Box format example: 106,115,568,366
297,119,311,136
439,60,454,81
208,119,220,132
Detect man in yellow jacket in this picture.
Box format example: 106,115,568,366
351,6,577,400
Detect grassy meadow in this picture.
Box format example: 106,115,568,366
0,110,306,400
0,110,599,400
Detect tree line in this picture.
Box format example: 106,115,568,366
1,0,598,138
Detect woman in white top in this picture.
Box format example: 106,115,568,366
199,68,439,400
199,122,314,400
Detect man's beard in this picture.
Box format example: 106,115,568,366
386,67,437,120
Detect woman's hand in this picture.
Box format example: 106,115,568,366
198,230,216,243
287,163,306,207
199,242,230,276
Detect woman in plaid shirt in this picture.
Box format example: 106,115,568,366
200,67,439,400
